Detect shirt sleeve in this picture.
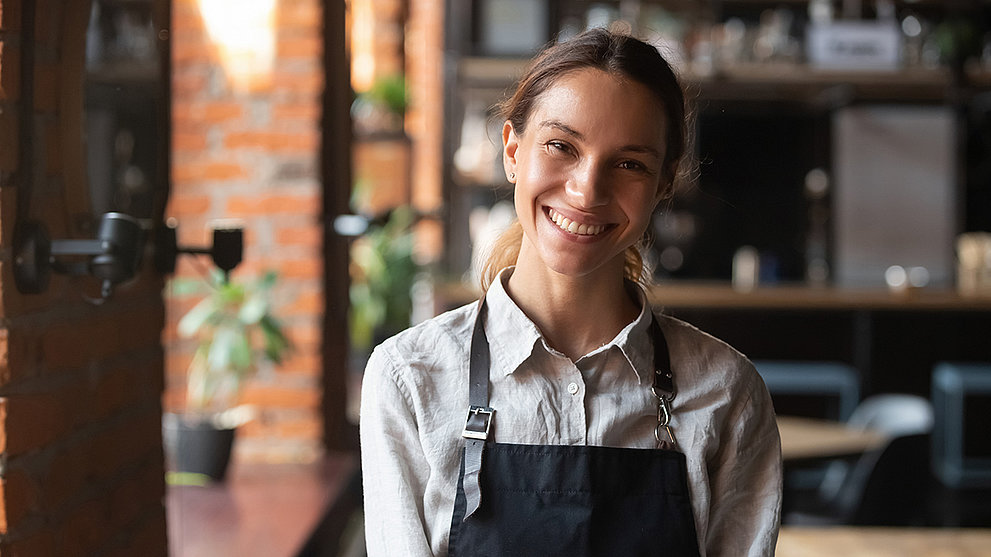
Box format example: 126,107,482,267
360,345,437,557
704,360,783,557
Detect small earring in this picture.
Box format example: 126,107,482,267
509,172,516,180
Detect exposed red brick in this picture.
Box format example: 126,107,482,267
165,193,211,218
270,70,323,95
171,40,218,66
223,130,319,152
277,352,321,376
171,69,208,97
225,193,319,216
283,290,323,316
275,1,321,32
172,161,247,183
278,36,322,59
166,0,326,463
275,225,321,247
0,328,10,387
275,258,322,281
239,384,319,409
272,102,320,122
284,322,322,348
171,131,208,153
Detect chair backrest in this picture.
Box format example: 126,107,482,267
818,394,935,524
848,433,931,526
846,394,934,436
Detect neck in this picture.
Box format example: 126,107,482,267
506,250,641,361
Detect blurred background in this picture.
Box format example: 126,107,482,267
2,0,991,555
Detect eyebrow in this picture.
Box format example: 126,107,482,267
537,119,662,158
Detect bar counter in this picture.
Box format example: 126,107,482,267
648,283,991,312
436,280,991,312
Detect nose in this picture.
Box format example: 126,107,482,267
565,161,609,209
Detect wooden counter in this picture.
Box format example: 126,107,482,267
166,454,359,557
435,280,991,312
776,527,991,557
649,283,991,312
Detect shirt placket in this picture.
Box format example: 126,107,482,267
559,358,588,446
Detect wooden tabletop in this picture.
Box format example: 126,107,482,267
777,416,888,463
777,527,991,557
167,453,358,557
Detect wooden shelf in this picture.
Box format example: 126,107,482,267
433,279,991,313
649,282,991,311
459,57,960,102
694,64,954,103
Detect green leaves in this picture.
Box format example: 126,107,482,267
348,206,418,351
174,270,291,414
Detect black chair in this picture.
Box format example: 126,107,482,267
786,433,932,526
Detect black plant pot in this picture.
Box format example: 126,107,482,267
163,413,237,482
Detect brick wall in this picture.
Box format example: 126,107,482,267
0,0,169,555
166,0,326,462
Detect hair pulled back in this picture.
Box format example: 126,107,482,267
480,28,690,291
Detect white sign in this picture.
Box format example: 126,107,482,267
807,22,902,71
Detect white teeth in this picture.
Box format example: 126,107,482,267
547,208,605,236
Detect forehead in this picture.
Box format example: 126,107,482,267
527,68,667,146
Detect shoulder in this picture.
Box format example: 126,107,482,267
366,301,479,386
655,312,761,391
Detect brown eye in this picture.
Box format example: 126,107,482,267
618,160,647,172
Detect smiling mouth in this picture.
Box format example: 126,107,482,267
546,208,608,236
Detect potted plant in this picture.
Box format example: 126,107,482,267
164,269,291,482
348,205,418,354
351,73,408,135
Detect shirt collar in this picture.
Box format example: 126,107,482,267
483,268,655,383
484,268,543,376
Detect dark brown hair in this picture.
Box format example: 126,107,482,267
481,28,692,290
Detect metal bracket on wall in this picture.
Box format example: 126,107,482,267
12,212,145,300
153,219,244,281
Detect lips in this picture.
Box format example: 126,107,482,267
546,207,608,236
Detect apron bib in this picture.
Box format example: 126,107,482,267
448,300,701,557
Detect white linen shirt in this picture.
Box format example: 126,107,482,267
360,273,782,556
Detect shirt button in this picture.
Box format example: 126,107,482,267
567,382,580,395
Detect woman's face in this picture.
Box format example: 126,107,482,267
503,67,668,280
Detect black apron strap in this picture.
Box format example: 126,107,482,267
461,299,493,518
650,314,674,393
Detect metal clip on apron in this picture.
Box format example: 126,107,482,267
449,300,701,557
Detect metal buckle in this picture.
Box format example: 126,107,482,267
462,406,495,440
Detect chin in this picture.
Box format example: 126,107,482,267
536,250,627,281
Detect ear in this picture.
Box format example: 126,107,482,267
502,121,519,183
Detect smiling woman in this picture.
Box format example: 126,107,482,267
360,28,781,557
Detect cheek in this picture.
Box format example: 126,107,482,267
626,190,660,227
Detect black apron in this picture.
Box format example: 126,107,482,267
448,301,701,557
